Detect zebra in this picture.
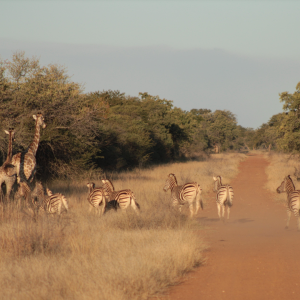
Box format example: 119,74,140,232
101,179,140,213
276,175,300,230
213,176,234,220
163,173,203,218
15,180,46,207
39,187,69,215
86,182,106,216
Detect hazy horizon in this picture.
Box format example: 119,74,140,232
1,1,300,129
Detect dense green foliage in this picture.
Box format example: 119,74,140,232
251,82,300,153
0,52,250,179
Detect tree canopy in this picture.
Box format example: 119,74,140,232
0,52,251,179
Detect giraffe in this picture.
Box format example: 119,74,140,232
11,113,46,184
0,128,16,201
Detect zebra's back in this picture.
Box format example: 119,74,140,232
216,184,234,207
172,182,199,205
88,188,106,208
43,193,68,215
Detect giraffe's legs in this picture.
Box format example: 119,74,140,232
5,177,16,202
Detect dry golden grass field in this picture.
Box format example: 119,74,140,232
0,153,245,300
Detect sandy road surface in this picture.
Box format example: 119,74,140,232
163,154,300,300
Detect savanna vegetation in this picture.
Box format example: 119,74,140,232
1,50,300,299
250,82,300,153
0,153,244,300
0,52,250,180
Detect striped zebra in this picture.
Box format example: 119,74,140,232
15,181,33,206
86,182,106,216
40,188,69,215
101,179,140,213
276,175,300,230
15,181,43,220
213,176,234,220
16,182,68,215
163,173,203,218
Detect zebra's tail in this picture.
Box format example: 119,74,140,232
61,195,69,211
226,185,233,207
131,193,140,212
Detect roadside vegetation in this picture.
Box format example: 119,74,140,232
1,52,251,180
0,153,244,300
2,49,300,299
264,152,300,204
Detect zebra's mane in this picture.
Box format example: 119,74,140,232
286,175,295,190
103,179,115,191
217,176,222,185
168,173,178,185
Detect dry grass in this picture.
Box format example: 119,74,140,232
264,152,300,204
0,153,245,300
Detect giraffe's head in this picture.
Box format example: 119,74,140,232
33,113,46,129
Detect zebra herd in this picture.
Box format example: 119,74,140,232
86,179,140,216
86,173,233,219
1,115,299,228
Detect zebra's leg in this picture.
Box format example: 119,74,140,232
195,198,200,215
227,206,230,219
189,203,194,218
57,202,62,215
100,201,106,216
172,199,179,212
297,213,300,231
222,205,225,219
217,203,221,219
178,205,183,213
286,210,291,229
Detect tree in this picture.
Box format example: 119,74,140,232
0,52,108,179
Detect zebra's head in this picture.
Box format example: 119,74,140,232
87,182,95,193
276,175,295,194
163,173,177,192
213,176,222,192
46,188,53,196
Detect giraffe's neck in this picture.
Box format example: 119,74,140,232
27,122,41,156
4,132,14,164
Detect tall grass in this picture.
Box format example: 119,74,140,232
0,153,245,300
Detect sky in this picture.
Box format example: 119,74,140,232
0,0,300,129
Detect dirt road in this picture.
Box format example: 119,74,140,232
164,154,300,300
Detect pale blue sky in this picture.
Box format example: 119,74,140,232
1,0,300,128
